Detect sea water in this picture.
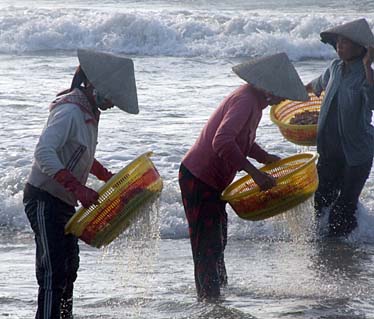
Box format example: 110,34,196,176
1,1,374,318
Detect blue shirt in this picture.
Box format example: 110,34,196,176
320,95,344,160
311,58,374,166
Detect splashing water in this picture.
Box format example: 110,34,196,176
99,199,161,316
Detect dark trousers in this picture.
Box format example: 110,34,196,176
178,165,227,300
314,157,373,236
23,183,79,319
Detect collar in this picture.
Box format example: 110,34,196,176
50,88,101,124
338,58,365,75
245,84,269,110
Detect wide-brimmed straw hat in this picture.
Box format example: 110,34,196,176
232,53,309,102
77,49,139,114
320,18,374,49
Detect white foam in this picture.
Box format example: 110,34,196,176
0,7,371,60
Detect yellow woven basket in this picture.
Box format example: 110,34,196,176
221,152,318,221
65,152,163,248
270,93,323,146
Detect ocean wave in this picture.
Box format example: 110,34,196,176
0,6,371,60
2,175,374,244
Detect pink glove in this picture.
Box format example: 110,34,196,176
54,169,99,208
90,159,114,182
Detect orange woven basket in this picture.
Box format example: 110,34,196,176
270,93,323,146
65,152,163,248
221,152,318,221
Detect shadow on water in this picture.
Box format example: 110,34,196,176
219,198,374,319
190,303,257,319
306,239,373,319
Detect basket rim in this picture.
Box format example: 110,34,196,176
270,93,322,130
65,151,154,233
270,104,318,130
221,152,318,202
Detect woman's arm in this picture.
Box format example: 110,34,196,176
363,47,374,85
362,48,374,110
305,60,334,97
241,160,277,191
212,97,254,171
34,104,76,177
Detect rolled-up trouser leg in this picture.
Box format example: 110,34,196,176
329,158,373,236
60,284,73,319
218,210,228,287
60,235,79,319
314,156,343,218
179,165,227,300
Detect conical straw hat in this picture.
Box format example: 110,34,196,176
78,49,139,114
320,18,374,49
232,53,309,101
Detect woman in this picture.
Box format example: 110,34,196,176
306,18,374,237
179,53,309,300
23,49,138,318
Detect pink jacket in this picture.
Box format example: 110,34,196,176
182,84,269,191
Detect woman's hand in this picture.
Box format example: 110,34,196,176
305,83,314,94
251,169,277,191
242,160,277,191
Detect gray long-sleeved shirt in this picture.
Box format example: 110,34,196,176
311,58,374,166
28,89,99,206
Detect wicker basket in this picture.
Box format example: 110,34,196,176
270,93,323,146
221,152,318,221
65,152,163,248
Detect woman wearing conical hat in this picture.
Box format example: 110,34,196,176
179,53,308,301
306,18,374,237
23,49,138,318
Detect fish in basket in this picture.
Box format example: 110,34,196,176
65,152,163,248
270,93,324,146
221,152,318,221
